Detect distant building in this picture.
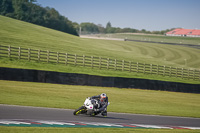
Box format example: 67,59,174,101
166,28,200,37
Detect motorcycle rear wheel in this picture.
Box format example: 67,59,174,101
73,106,86,115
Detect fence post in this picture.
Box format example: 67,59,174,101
83,55,85,67
129,61,131,72
193,69,195,80
157,65,159,75
136,62,139,73
99,57,101,69
169,66,172,77
163,66,166,76
143,63,145,74
65,53,68,65
47,50,49,63
74,54,77,65
114,59,117,70
91,56,93,68
181,68,184,79
175,67,178,78
57,52,59,63
38,49,40,61
28,48,31,61
8,45,11,58
18,47,21,59
122,60,124,71
187,69,190,79
107,58,109,69
150,64,152,74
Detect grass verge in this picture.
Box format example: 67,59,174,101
0,80,200,118
1,127,200,133
1,57,200,84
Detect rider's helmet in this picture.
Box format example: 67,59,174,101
100,93,106,101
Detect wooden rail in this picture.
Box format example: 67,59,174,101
0,45,200,81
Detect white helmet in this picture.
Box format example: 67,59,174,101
100,93,106,99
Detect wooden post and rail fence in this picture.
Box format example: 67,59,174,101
0,45,200,81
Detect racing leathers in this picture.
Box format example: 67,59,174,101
91,94,108,116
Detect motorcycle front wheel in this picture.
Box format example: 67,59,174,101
73,106,86,115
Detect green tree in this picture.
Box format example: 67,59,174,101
80,22,99,34
106,21,113,33
106,21,112,29
0,0,78,36
141,29,146,33
106,27,117,33
97,24,105,33
0,0,14,15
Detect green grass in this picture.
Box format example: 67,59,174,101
0,15,200,69
1,127,200,133
0,15,200,84
1,80,200,118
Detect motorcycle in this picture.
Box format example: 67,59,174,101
73,97,104,116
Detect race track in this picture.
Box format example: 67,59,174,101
0,104,200,129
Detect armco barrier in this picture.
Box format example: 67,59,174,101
0,67,199,93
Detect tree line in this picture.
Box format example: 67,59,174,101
79,21,173,35
0,0,78,36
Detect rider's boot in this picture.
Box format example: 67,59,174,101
101,110,107,117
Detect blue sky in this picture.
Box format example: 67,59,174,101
36,0,200,31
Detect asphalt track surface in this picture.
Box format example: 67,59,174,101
1,104,200,128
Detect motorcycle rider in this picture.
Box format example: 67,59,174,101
90,93,108,117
